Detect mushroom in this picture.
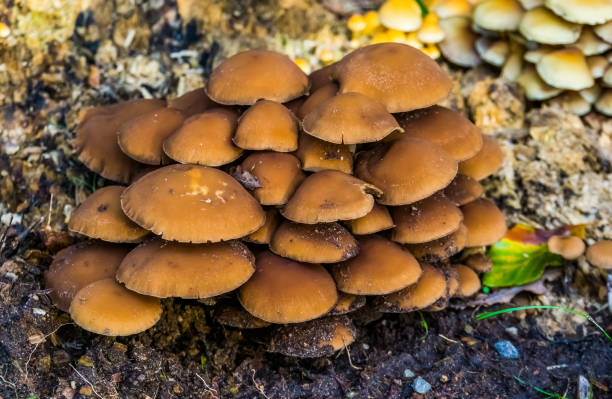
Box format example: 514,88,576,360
548,91,592,116
594,21,612,43
595,89,612,116
405,224,468,262
214,302,270,329
475,37,510,67
346,203,395,235
453,264,481,297
461,198,508,246
439,16,482,67
516,66,564,100
297,82,338,120
443,174,485,206
233,100,299,152
536,47,594,91
377,0,422,32
545,0,612,25
376,264,447,312
418,13,445,44
585,240,612,311
473,0,525,32
432,0,473,18
547,235,585,260
574,27,611,56
329,293,367,315
308,62,337,92
168,87,217,117
586,55,609,79
295,133,353,174
458,135,504,181
519,7,582,45
464,253,493,273
243,208,281,244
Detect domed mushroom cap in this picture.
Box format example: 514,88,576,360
378,0,422,31
116,239,254,298
74,99,165,183
168,88,218,118
547,235,585,260
439,16,481,67
333,43,453,113
587,55,609,79
282,170,381,224
331,235,422,295
406,223,468,262
308,63,337,92
69,278,162,336
214,302,270,329
163,108,243,166
454,264,481,297
519,7,582,45
465,253,493,273
594,21,612,43
545,0,612,25
473,0,524,32
296,133,353,174
458,135,503,181
44,242,131,312
233,100,298,152
444,174,484,206
432,0,473,18
329,293,367,315
356,137,457,205
394,106,483,162
536,48,594,90
302,92,402,144
238,251,338,324
68,186,149,243
586,240,612,269
244,208,281,244
205,50,309,105
476,37,510,67
575,27,611,56
270,221,358,264
377,264,447,312
391,194,463,244
232,152,305,206
461,198,507,246
297,82,338,120
346,203,395,235
121,164,265,243
517,66,563,101
117,108,185,165
595,90,612,116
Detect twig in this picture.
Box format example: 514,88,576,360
46,193,54,229
251,369,271,399
343,341,362,370
196,373,218,398
69,364,103,399
24,323,73,380
438,334,459,344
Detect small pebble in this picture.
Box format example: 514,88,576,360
404,369,415,378
578,375,590,399
505,327,518,337
440,375,449,383
464,324,473,334
412,376,431,394
494,340,520,359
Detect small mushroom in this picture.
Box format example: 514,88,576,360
547,235,585,260
453,264,481,297
308,63,337,92
586,240,612,269
586,55,609,79
536,47,594,91
329,293,367,315
444,174,484,206
297,82,338,120
461,198,508,247
405,223,468,262
244,208,281,245
458,135,504,181
548,91,592,116
475,37,510,67
473,0,524,32
376,264,447,312
516,66,563,100
594,21,612,43
295,133,353,174
378,0,422,32
233,100,299,152
545,0,612,25
439,16,482,67
574,27,611,56
595,89,612,116
346,203,395,235
214,302,270,329
464,253,493,273
168,87,217,117
519,7,582,45
433,0,473,18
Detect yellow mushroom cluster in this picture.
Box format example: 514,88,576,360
46,43,507,358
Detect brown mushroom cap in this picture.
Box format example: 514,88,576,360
391,194,463,244
282,170,381,224
545,0,612,25
464,253,493,273
297,82,338,120
233,100,298,152
44,241,131,312
547,235,585,260
444,174,485,206
116,238,254,298
394,106,483,162
74,99,165,183
454,264,481,297
232,152,305,206
308,63,337,92
270,221,358,263
69,278,162,336
168,88,217,117
406,223,468,262
68,186,149,243
346,203,395,235
377,264,447,312
356,137,458,205
439,16,482,67
586,240,612,269
461,198,507,246
329,293,367,315
333,43,453,113
331,235,422,295
121,164,265,243
458,135,503,180
163,108,243,166
205,50,309,105
302,92,402,144
214,302,270,329
244,208,281,244
238,251,338,324
296,133,353,174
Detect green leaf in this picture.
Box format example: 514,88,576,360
483,238,563,287
414,0,429,17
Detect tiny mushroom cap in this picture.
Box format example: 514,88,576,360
547,235,585,260
329,293,367,315
574,27,611,56
68,186,149,243
214,302,270,329
594,21,612,43
391,194,464,244
233,100,298,152
464,253,493,273
519,7,582,45
378,0,422,32
205,50,309,105
69,278,162,336
346,203,395,235
238,251,338,324
333,43,453,113
117,108,185,165
168,87,218,117
394,105,483,162
461,198,508,247
244,208,281,244
331,235,421,295
44,242,131,312
121,164,265,243
163,108,243,166
356,137,457,205
296,133,353,174
595,90,612,116
270,221,358,263
302,92,402,144
377,264,447,312
439,16,481,67
545,0,612,25
473,0,524,32
406,223,468,261
282,170,381,224
116,239,254,298
297,82,338,120
524,47,554,63
418,13,445,43
536,48,594,90
604,65,612,86
587,55,609,79
458,135,504,181
444,174,484,206
502,45,524,82
232,152,305,206
517,66,563,101
454,264,481,297
432,0,473,18
586,240,612,269
475,38,510,67
549,92,591,116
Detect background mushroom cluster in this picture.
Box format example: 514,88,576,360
46,42,508,358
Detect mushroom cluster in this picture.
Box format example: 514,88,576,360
48,42,507,357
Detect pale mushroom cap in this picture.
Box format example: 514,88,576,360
502,46,524,82
594,21,612,43
549,92,591,116
116,239,255,298
595,89,612,116
282,170,381,224
465,253,493,273
168,87,218,118
461,198,508,246
433,0,473,18
346,203,395,235
473,0,525,32
574,27,612,56
517,66,563,101
333,43,453,113
444,174,484,206
238,251,338,324
44,242,131,312
296,133,353,174
332,235,422,295
519,0,545,10
604,64,612,86
406,223,468,261
121,164,265,243
547,235,585,260
536,47,595,90
454,264,481,297
205,50,309,105
458,135,504,181
69,278,162,336
378,264,447,312
545,0,612,25
68,186,149,243
233,100,298,152
519,7,581,44
297,82,338,120
244,208,281,244
475,38,510,67
378,0,422,32
439,16,481,67
586,240,612,269
524,47,553,63
586,55,609,79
